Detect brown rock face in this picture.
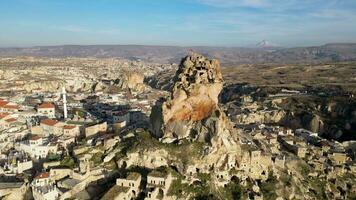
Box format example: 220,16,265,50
150,53,236,144
117,71,145,91
163,53,223,123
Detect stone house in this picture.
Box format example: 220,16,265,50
117,172,141,188
31,126,47,136
116,172,141,198
78,153,92,173
0,117,19,131
238,149,271,181
63,125,80,137
49,167,72,181
43,161,61,169
73,146,89,156
32,184,62,200
328,152,347,165
31,172,62,200
278,135,307,158
101,185,134,200
37,103,55,119
0,175,28,200
18,135,58,159
40,119,59,135
0,104,20,113
57,135,75,149
146,171,174,200
0,99,20,112
53,122,67,136
32,172,53,187
2,159,33,174
308,160,324,172
85,122,107,138
272,155,285,169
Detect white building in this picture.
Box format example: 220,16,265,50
1,160,33,174
17,135,58,159
32,172,62,200
37,103,56,119
146,171,174,200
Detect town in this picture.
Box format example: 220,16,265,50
0,54,355,200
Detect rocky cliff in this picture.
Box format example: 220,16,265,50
94,70,147,93
150,53,240,152
116,71,145,91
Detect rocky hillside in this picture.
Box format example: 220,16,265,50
219,83,356,141
98,54,356,200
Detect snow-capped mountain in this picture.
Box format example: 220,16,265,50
256,40,279,48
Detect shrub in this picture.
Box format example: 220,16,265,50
91,152,103,166
60,156,75,168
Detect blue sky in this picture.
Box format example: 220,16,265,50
0,0,356,47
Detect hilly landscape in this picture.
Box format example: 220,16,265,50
1,0,356,199
1,43,356,64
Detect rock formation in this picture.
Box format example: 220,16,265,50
93,70,147,93
117,71,145,92
235,110,286,124
151,53,239,146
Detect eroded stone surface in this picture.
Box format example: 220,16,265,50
150,53,238,148
117,71,145,91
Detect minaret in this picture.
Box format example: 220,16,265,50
62,86,68,119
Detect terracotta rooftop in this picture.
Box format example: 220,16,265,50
41,119,58,126
38,102,55,109
0,112,9,119
0,100,9,107
3,104,20,110
5,118,17,123
63,125,76,130
34,172,50,179
30,135,41,141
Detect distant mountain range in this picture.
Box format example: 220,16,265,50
256,40,280,48
1,43,356,64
